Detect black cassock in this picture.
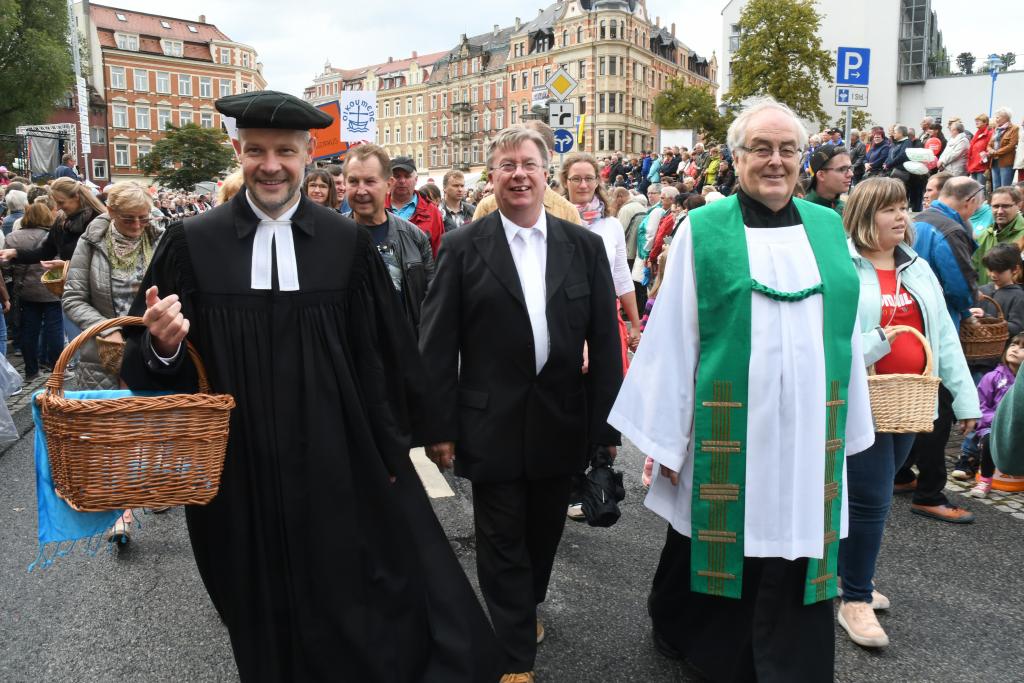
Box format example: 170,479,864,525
122,192,501,682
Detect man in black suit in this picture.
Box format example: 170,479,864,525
419,127,623,683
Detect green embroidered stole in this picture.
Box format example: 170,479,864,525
688,195,859,605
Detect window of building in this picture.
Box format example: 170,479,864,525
609,58,617,76
496,79,504,98
599,93,605,113
201,112,214,128
577,26,583,43
510,74,517,92
521,103,528,119
417,123,423,141
599,58,606,76
138,143,151,161
496,109,504,129
417,152,424,169
242,81,251,92
510,106,517,125
406,97,413,114
442,118,448,136
406,124,413,142
162,40,183,57
608,95,616,114
114,143,130,166
136,106,150,130
157,108,171,130
483,112,491,131
133,68,148,91
220,79,232,97
178,74,192,96
187,25,198,33
471,87,478,104
395,99,402,116
521,71,528,89
579,96,586,115
417,96,423,113
600,21,606,40
116,33,139,51
110,66,126,89
92,159,108,179
472,143,480,164
90,126,106,144
220,47,231,64
242,52,250,68
199,77,212,98
179,109,193,125
532,70,540,87
598,129,605,151
471,113,479,133
442,147,449,166
383,101,390,118
430,147,437,167
385,128,391,144
155,71,170,93
395,126,402,144
431,120,437,138
112,103,128,127
610,21,617,40
115,12,126,21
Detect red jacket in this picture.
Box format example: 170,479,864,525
386,191,443,257
967,125,994,174
648,211,678,270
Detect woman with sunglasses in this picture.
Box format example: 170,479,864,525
63,181,166,542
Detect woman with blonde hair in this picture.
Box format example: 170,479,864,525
216,169,244,206
837,177,979,648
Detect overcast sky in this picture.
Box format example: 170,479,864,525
99,0,1016,96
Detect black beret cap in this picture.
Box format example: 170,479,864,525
215,90,334,130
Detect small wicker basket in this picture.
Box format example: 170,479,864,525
960,294,1009,361
867,325,941,434
38,316,235,512
40,261,70,298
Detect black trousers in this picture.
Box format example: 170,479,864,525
897,384,955,506
649,527,834,683
472,476,571,672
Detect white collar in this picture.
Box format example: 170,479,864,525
499,208,547,245
245,192,301,223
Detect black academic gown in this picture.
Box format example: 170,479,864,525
121,191,501,683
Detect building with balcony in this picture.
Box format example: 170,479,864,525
303,51,445,170
75,2,266,183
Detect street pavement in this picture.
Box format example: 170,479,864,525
0,359,1022,681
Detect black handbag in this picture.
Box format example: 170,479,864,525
580,445,626,528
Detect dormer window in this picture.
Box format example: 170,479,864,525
160,20,171,29
162,40,183,57
115,33,139,51
115,12,126,21
187,25,198,33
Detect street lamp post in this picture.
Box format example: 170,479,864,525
983,53,1002,119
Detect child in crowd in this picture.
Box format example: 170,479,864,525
970,334,1023,497
953,243,1024,479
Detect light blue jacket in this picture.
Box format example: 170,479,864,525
647,157,662,183
849,239,981,421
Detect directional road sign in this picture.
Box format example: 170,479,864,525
549,102,575,129
553,129,574,154
835,85,869,107
545,67,578,102
836,47,870,86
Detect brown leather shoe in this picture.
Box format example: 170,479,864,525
910,503,975,524
892,480,917,494
500,673,535,683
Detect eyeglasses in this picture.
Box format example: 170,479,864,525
822,165,853,175
567,176,597,185
737,145,801,160
492,160,544,175
116,215,151,225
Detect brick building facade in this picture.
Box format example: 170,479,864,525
76,2,266,184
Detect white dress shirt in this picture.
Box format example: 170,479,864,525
500,209,549,373
246,193,301,291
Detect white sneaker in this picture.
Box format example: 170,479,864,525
836,584,890,611
837,601,889,648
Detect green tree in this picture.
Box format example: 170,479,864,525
0,0,75,132
725,0,834,126
831,110,873,133
653,80,730,143
956,52,976,75
138,124,237,190
999,52,1016,71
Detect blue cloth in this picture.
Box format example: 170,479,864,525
339,198,351,214
839,432,916,603
913,201,978,329
992,165,1015,189
53,165,80,180
393,193,417,221
29,389,163,570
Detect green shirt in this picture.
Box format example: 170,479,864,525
973,212,1024,285
803,188,845,216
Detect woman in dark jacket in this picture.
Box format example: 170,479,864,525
863,129,891,178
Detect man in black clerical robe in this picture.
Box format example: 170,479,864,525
120,91,500,682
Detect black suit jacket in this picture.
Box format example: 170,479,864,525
418,209,622,484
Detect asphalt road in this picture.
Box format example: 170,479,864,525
1,404,1021,682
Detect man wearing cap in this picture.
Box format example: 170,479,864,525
806,145,853,215
121,90,500,682
385,156,444,257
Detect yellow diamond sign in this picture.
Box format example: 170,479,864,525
545,67,579,102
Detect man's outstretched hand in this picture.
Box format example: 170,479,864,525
142,286,190,357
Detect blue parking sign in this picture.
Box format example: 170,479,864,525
837,47,870,86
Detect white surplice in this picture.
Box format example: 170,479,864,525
608,219,875,561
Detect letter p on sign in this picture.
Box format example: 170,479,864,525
837,47,870,86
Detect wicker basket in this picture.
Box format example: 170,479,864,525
95,335,126,376
867,325,941,434
38,316,235,512
960,294,1009,361
40,261,70,298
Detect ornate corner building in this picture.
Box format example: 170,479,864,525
305,0,716,177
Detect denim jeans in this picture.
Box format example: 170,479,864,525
20,301,64,377
838,432,916,603
970,171,987,187
992,165,1015,189
0,311,7,356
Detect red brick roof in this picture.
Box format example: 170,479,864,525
90,4,231,43
331,50,448,79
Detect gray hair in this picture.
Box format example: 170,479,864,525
485,126,549,170
3,189,27,212
727,97,809,158
994,106,1014,121
951,121,965,133
895,124,909,137
921,116,935,126
661,186,679,199
940,176,982,202
647,183,662,195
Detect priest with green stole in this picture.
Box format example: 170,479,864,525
609,98,875,682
